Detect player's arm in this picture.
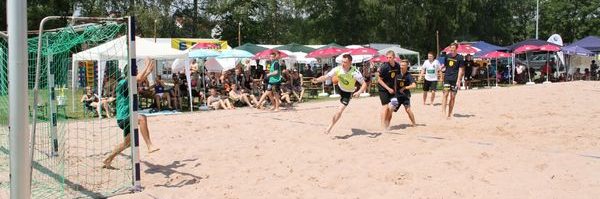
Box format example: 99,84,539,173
353,73,368,97
299,74,304,87
312,68,334,83
418,65,425,81
457,65,465,88
376,68,394,93
137,58,155,83
266,62,279,77
405,77,417,90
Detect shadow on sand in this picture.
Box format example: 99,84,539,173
334,128,382,139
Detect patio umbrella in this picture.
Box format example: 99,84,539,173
254,49,289,60
513,45,540,84
235,43,268,54
345,47,379,56
443,44,479,55
481,51,512,59
191,42,219,49
306,47,346,58
217,49,254,59
482,51,512,87
539,44,560,52
274,43,315,53
539,44,561,83
188,49,220,58
513,45,540,54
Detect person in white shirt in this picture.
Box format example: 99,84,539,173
418,52,442,105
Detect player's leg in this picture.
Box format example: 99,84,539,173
325,104,346,134
103,134,131,169
448,90,457,119
138,115,159,153
430,81,437,105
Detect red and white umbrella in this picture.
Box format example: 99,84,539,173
345,47,379,56
513,45,540,54
443,44,479,55
306,47,346,58
253,49,289,60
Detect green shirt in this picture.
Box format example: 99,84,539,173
268,61,281,84
115,78,129,120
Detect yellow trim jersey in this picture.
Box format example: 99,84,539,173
326,66,365,92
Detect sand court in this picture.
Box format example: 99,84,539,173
104,81,599,198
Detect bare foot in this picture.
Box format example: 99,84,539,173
102,160,118,170
148,147,160,153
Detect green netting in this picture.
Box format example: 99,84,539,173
1,22,136,198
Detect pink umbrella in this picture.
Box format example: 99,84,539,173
481,51,512,59
539,44,560,52
306,47,346,58
443,44,479,54
513,45,540,54
192,42,219,49
345,47,379,56
370,55,401,63
254,49,289,60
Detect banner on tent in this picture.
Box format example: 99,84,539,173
171,38,229,51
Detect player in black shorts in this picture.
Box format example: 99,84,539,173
312,54,368,134
377,50,401,130
442,43,465,119
389,60,417,126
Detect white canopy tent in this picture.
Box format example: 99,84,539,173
377,46,421,67
71,36,188,114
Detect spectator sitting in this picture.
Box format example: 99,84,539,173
171,73,182,110
584,68,591,80
229,84,257,107
280,69,294,107
303,64,314,78
138,79,155,108
81,86,112,117
290,68,305,102
153,75,173,111
207,88,233,110
573,68,583,80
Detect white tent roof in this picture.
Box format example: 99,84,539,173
377,46,419,56
72,36,187,62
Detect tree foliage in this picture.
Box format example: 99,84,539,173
1,0,599,53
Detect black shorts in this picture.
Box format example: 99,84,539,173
423,80,438,92
379,90,394,105
267,82,281,93
117,119,130,137
394,95,410,112
443,79,458,93
337,86,352,106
